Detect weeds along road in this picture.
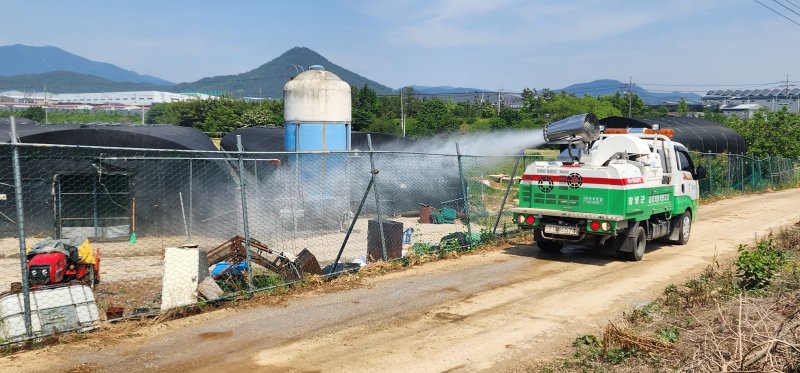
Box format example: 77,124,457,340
5,188,800,373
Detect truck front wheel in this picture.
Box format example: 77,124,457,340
534,229,563,253
675,211,692,245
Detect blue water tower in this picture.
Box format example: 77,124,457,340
284,65,351,151
283,66,352,223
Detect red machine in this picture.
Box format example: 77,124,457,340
26,239,100,288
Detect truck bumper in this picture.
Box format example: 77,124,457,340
509,207,624,222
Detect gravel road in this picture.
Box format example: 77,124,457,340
4,188,800,373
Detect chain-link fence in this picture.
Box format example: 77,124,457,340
692,152,800,196
0,142,797,345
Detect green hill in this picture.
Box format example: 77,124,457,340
0,71,164,93
0,44,173,85
173,47,395,97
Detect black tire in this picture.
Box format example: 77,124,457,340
538,240,564,253
534,229,563,253
622,226,647,261
674,211,692,245
85,266,95,289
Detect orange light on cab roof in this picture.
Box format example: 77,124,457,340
603,128,674,138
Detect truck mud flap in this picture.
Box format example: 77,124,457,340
611,221,640,253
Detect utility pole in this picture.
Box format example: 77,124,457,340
497,89,502,114
400,89,405,137
43,84,48,124
627,76,633,118
141,105,145,125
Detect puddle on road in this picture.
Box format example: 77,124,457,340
197,330,234,341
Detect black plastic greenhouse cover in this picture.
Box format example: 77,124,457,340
0,118,217,151
599,116,746,154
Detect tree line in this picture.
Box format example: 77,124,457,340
5,87,800,159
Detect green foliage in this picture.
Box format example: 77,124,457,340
573,334,602,349
19,106,46,122
656,326,680,343
736,239,785,290
439,238,461,254
411,242,433,255
721,108,800,159
203,103,238,133
238,103,281,127
414,99,459,136
146,98,284,133
569,334,638,366
605,347,638,364
364,117,402,135
478,228,494,244
625,303,657,324
676,97,689,116
1,109,139,124
352,108,375,131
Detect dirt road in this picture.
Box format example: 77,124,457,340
4,189,800,373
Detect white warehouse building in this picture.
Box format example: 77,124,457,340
56,91,211,106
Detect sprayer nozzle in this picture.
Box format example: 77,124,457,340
542,113,600,144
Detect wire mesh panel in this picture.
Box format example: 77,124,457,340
693,152,799,197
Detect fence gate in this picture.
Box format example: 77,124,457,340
55,173,131,239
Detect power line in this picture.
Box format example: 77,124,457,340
771,0,800,19
786,0,800,11
752,0,800,27
637,81,784,87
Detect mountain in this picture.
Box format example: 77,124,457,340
559,79,701,104
0,71,164,93
0,44,173,86
410,85,489,94
173,47,394,97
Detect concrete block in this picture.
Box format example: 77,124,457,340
160,247,210,310
197,277,224,301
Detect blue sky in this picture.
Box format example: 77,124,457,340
3,0,799,92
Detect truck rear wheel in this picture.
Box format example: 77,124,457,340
534,229,563,253
616,226,646,261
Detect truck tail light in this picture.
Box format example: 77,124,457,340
601,222,611,231
526,215,535,224
590,221,600,231
517,215,525,224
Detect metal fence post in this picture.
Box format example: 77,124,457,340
332,177,374,274
236,135,254,291
706,152,713,195
366,135,387,261
456,142,472,247
10,116,33,338
492,152,522,235
188,158,193,241
739,154,744,191
768,157,774,186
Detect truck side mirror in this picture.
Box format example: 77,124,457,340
695,166,707,180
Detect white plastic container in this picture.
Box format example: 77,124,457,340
0,283,99,342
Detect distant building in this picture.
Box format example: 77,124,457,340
56,91,211,106
702,88,800,115
720,103,761,119
0,90,211,108
0,90,52,104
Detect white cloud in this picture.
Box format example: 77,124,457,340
369,0,719,48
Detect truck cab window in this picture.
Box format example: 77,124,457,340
676,149,694,173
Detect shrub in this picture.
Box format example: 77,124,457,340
736,239,785,290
